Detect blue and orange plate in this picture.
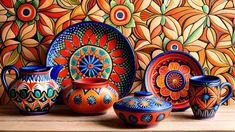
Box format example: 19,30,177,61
144,51,205,111
46,22,136,98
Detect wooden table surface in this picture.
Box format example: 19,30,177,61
0,104,234,132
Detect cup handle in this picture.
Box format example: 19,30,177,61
1,65,20,93
220,82,233,105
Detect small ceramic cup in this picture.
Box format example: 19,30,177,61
189,75,233,119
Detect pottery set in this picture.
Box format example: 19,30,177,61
0,22,233,126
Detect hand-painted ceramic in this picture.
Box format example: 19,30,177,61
46,21,136,98
1,65,62,115
63,78,118,114
144,51,205,111
113,91,172,126
189,75,233,119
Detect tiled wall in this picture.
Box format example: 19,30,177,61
0,0,234,104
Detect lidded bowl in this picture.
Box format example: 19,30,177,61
113,91,172,126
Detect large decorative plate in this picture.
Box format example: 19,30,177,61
144,51,204,111
46,22,136,98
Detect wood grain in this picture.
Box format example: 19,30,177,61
0,105,234,131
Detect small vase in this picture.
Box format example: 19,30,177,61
63,78,119,114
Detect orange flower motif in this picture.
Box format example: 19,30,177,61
156,62,191,100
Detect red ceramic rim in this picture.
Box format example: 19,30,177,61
73,78,109,89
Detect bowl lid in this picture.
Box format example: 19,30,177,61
113,91,172,112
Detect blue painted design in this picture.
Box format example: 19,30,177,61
107,85,119,98
103,94,112,104
157,114,165,121
190,75,221,87
79,55,103,77
213,105,219,111
114,91,172,112
117,12,124,18
172,44,177,50
165,70,186,92
87,96,96,105
129,115,138,124
134,91,152,96
192,109,216,118
141,114,153,122
23,9,30,16
202,94,210,101
74,95,82,105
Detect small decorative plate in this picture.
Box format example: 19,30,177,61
144,51,204,111
46,22,136,98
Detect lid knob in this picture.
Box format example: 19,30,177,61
134,91,152,97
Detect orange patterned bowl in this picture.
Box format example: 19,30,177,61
63,78,119,114
113,91,172,126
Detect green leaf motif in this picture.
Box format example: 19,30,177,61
16,19,24,28
206,16,210,27
31,0,39,8
202,5,209,14
7,49,19,65
184,23,205,45
17,44,22,53
232,30,235,44
161,4,166,14
37,32,44,42
14,0,25,9
161,16,166,25
124,18,135,28
177,36,184,44
163,37,170,51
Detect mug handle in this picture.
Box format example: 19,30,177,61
1,65,20,93
220,82,233,105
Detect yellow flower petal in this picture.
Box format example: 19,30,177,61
187,0,204,11
206,49,232,67
156,75,165,88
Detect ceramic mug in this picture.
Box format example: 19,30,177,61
189,75,233,119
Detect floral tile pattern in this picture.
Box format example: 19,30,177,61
0,0,234,104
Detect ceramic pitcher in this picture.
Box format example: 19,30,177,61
1,65,62,115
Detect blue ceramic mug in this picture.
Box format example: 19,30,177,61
189,75,233,119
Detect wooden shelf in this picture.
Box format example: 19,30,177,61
0,104,234,131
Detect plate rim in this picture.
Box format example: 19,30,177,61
144,50,205,110
46,21,136,98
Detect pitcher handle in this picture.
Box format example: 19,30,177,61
1,65,20,92
220,82,233,105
